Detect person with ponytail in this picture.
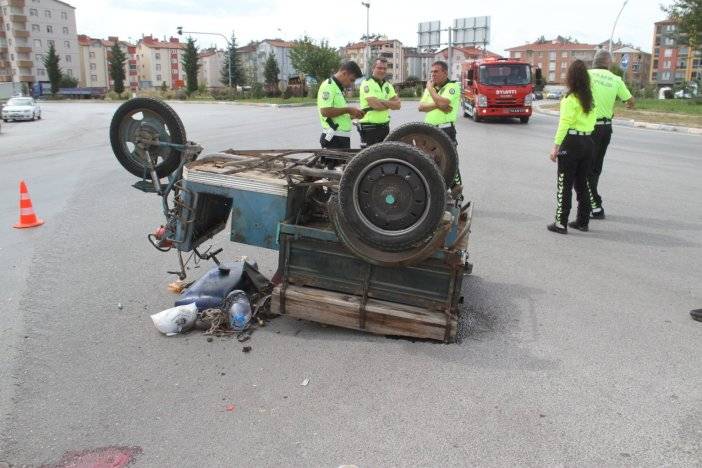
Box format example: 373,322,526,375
547,59,596,234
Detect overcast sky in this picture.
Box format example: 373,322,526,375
68,0,669,55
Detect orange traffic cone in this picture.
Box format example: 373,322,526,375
13,180,44,229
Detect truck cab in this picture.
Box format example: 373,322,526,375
461,58,534,123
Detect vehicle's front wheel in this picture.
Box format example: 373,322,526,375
520,117,530,124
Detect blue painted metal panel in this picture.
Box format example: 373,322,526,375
230,189,287,250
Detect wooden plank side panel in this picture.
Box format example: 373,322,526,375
272,285,456,342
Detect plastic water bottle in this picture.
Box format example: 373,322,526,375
226,290,252,331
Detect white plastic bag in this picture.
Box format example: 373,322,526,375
150,303,198,336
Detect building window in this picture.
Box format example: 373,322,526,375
33,39,42,48
156,74,162,81
91,74,97,81
562,51,568,58
561,61,567,69
155,63,161,71
664,49,673,57
155,53,160,60
90,62,96,70
549,51,556,60
66,68,72,77
548,71,555,81
37,68,45,76
89,51,95,58
32,24,40,31
664,60,671,68
46,25,53,33
44,10,51,18
48,39,54,48
661,71,671,80
680,47,688,56
64,41,70,48
652,71,657,81
30,8,38,16
548,62,556,71
35,54,42,61
61,11,67,20
514,51,521,58
65,55,71,62
63,27,69,34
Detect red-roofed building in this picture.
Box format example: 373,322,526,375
136,35,185,89
650,19,700,89
236,39,298,85
77,34,137,91
434,46,501,80
505,39,598,84
340,37,405,81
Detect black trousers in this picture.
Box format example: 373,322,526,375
319,134,351,149
357,123,389,148
587,124,612,210
440,125,457,145
555,134,594,226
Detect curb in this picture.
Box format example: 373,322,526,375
163,100,318,108
533,104,702,135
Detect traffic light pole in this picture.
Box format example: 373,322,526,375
177,27,232,87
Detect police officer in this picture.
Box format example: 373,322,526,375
588,49,635,219
418,60,461,145
317,60,364,149
357,58,401,147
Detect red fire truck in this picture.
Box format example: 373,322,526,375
461,57,534,124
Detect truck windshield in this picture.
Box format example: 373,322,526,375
478,64,531,86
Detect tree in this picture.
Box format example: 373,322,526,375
264,53,280,87
289,35,341,83
59,75,78,88
221,32,244,87
43,43,61,94
662,0,702,49
109,42,127,95
535,35,547,44
160,81,168,93
181,36,200,94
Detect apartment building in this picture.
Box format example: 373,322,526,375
77,34,137,91
198,47,224,88
505,39,598,84
136,35,185,89
403,47,434,81
434,46,500,80
650,19,700,88
340,37,405,82
612,46,651,88
236,39,298,85
0,0,79,89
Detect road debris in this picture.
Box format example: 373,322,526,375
150,303,198,336
226,404,235,412
117,302,123,310
242,346,252,353
301,377,310,386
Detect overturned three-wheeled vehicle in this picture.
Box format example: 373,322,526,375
110,98,473,342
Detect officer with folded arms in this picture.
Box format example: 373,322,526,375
418,60,461,145
317,61,364,150
357,58,401,147
588,49,635,219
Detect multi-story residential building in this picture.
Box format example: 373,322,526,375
505,39,598,84
403,47,434,81
77,34,137,91
198,47,224,88
434,46,500,80
236,39,298,85
612,46,651,88
340,37,404,82
0,0,79,90
136,35,185,89
650,19,701,89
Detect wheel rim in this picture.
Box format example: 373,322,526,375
353,157,430,237
117,108,177,172
394,132,450,179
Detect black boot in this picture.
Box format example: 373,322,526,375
691,309,702,322
568,221,589,232
547,222,567,234
590,207,605,219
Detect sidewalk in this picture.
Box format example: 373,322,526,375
532,101,702,135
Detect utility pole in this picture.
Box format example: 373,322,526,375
361,2,370,74
177,26,232,87
608,0,629,53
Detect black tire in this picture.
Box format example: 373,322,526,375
109,97,186,178
462,100,469,118
473,111,481,123
385,122,458,186
338,141,446,252
520,117,530,124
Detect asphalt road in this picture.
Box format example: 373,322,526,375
1,101,700,467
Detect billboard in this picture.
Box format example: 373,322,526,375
418,21,441,50
452,16,491,47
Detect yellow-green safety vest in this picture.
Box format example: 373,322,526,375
420,80,461,125
359,77,397,124
317,77,352,132
588,68,633,120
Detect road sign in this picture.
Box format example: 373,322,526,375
418,21,441,50
620,53,630,70
452,16,491,48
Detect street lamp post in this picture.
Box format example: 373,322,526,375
608,0,629,53
361,2,370,74
177,26,232,88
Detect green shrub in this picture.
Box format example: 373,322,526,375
106,90,128,100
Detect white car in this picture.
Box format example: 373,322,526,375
1,97,42,122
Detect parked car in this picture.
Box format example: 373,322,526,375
1,97,42,122
544,89,564,100
532,90,544,100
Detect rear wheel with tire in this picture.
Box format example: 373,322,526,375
520,117,530,124
109,97,187,178
473,111,482,123
385,122,458,186
338,142,447,252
